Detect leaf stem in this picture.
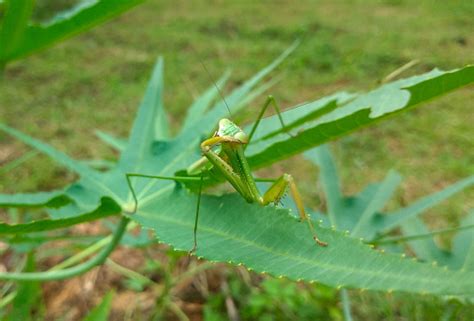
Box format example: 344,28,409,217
51,220,137,270
0,217,129,281
340,289,353,321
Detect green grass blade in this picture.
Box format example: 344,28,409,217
81,291,114,321
351,170,402,238
379,175,474,233
247,66,474,169
131,189,474,298
95,130,127,152
0,150,39,175
0,190,69,208
3,0,144,62
0,0,34,62
0,197,120,235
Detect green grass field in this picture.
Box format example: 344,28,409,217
0,0,473,319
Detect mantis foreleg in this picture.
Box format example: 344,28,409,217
125,173,204,253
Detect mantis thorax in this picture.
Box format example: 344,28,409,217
217,118,249,143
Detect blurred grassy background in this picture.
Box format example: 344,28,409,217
0,0,473,320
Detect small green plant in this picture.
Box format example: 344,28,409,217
0,0,144,69
303,145,474,255
0,48,473,315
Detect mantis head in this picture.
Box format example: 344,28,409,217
217,118,249,143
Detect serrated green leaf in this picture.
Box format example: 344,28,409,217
246,66,474,169
2,49,473,296
131,188,474,298
0,197,119,235
81,291,114,321
2,0,145,63
0,190,70,208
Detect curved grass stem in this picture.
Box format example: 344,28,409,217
0,217,130,281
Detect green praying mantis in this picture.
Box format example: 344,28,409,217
125,95,328,253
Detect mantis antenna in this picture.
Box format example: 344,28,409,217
195,50,232,117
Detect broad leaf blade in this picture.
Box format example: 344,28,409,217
3,0,145,62
119,58,167,171
0,0,34,61
249,92,354,143
0,197,119,235
247,66,474,168
132,188,474,298
0,190,70,208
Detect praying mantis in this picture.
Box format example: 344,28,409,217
125,95,328,252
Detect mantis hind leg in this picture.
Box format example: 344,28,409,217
125,173,204,253
247,95,294,144
262,174,328,247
